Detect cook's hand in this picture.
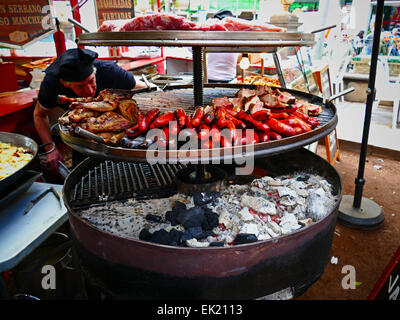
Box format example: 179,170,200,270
46,148,64,172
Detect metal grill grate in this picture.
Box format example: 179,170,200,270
70,161,186,209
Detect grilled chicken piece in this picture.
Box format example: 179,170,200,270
97,88,134,102
69,100,119,112
80,111,133,133
96,131,125,145
57,95,94,105
118,99,140,123
68,108,100,123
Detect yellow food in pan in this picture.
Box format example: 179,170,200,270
0,142,34,180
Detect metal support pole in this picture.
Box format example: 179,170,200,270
192,46,204,108
338,0,385,230
353,0,384,208
273,52,286,88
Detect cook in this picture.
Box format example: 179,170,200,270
34,48,146,171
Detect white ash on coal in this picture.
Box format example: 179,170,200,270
77,172,338,247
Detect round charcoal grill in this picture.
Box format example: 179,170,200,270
63,148,342,299
59,84,337,163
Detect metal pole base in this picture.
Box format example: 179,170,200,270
338,195,385,230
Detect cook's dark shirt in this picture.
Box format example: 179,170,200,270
38,60,135,109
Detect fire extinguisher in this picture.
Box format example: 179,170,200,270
53,18,66,56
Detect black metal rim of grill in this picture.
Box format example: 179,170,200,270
59,84,337,164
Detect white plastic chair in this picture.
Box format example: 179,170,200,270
374,57,400,129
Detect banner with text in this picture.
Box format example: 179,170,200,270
0,0,54,49
95,0,135,27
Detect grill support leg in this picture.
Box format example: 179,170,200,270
192,46,204,108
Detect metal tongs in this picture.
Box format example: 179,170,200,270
325,87,355,104
74,127,105,144
141,74,167,92
24,187,62,215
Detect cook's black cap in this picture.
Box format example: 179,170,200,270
45,48,98,82
214,9,234,20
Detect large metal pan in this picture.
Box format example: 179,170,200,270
59,84,337,164
0,132,38,194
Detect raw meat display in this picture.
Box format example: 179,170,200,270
97,13,286,33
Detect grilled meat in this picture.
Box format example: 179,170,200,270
118,99,140,123
69,100,119,112
80,112,133,133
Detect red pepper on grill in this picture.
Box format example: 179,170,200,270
138,108,160,132
191,107,204,127
237,111,270,132
175,108,186,128
198,123,211,141
265,118,296,137
251,109,271,121
152,112,175,128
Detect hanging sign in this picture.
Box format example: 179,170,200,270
0,0,54,49
94,0,135,27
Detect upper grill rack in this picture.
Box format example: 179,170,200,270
70,160,186,209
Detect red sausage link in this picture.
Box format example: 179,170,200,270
201,139,214,149
259,131,270,143
286,116,312,132
237,111,270,132
215,107,228,129
210,124,221,144
225,113,246,129
175,108,186,128
251,109,271,121
126,124,141,138
152,112,175,128
185,115,193,129
139,108,160,132
265,118,296,136
223,107,238,117
225,119,237,142
203,110,215,125
269,112,289,120
198,123,211,141
268,131,283,140
191,107,205,127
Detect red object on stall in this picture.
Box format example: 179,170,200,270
53,18,66,57
0,62,19,93
69,0,84,48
